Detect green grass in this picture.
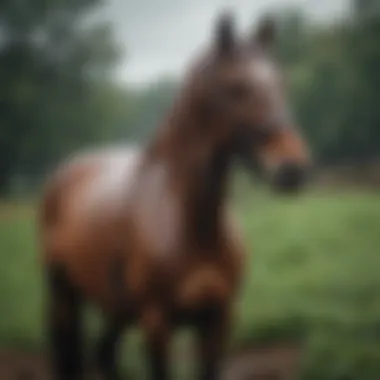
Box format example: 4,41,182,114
1,192,380,379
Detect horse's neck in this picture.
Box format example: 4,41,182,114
185,143,231,249
147,102,232,249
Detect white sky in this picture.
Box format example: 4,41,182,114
102,0,349,86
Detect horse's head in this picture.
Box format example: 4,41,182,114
182,11,311,193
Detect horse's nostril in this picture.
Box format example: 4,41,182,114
272,162,308,193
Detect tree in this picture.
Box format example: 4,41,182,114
271,3,380,165
0,0,120,194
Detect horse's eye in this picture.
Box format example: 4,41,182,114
227,82,250,101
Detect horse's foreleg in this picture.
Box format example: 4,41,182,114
47,263,84,380
96,318,125,380
142,307,171,380
96,255,129,380
196,306,230,380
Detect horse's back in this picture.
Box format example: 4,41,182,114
40,145,141,266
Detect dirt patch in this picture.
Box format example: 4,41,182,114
223,343,303,380
0,342,303,380
0,351,49,380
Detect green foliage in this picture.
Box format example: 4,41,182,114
0,0,179,196
0,0,120,194
275,5,380,165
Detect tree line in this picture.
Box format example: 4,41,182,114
0,0,379,195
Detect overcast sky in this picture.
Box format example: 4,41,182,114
102,0,349,86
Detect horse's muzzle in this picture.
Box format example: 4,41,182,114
271,161,309,193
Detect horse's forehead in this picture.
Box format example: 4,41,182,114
249,57,279,87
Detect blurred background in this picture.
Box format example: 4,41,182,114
1,0,380,379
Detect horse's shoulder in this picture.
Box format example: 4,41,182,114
221,209,247,275
42,145,142,227
223,209,245,247
130,161,182,259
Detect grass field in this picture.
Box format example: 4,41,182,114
1,191,380,379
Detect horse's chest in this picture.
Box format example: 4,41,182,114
130,164,182,259
174,262,233,314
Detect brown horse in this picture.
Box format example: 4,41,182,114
40,12,311,380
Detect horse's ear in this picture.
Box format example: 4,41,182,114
252,15,276,51
215,10,236,57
